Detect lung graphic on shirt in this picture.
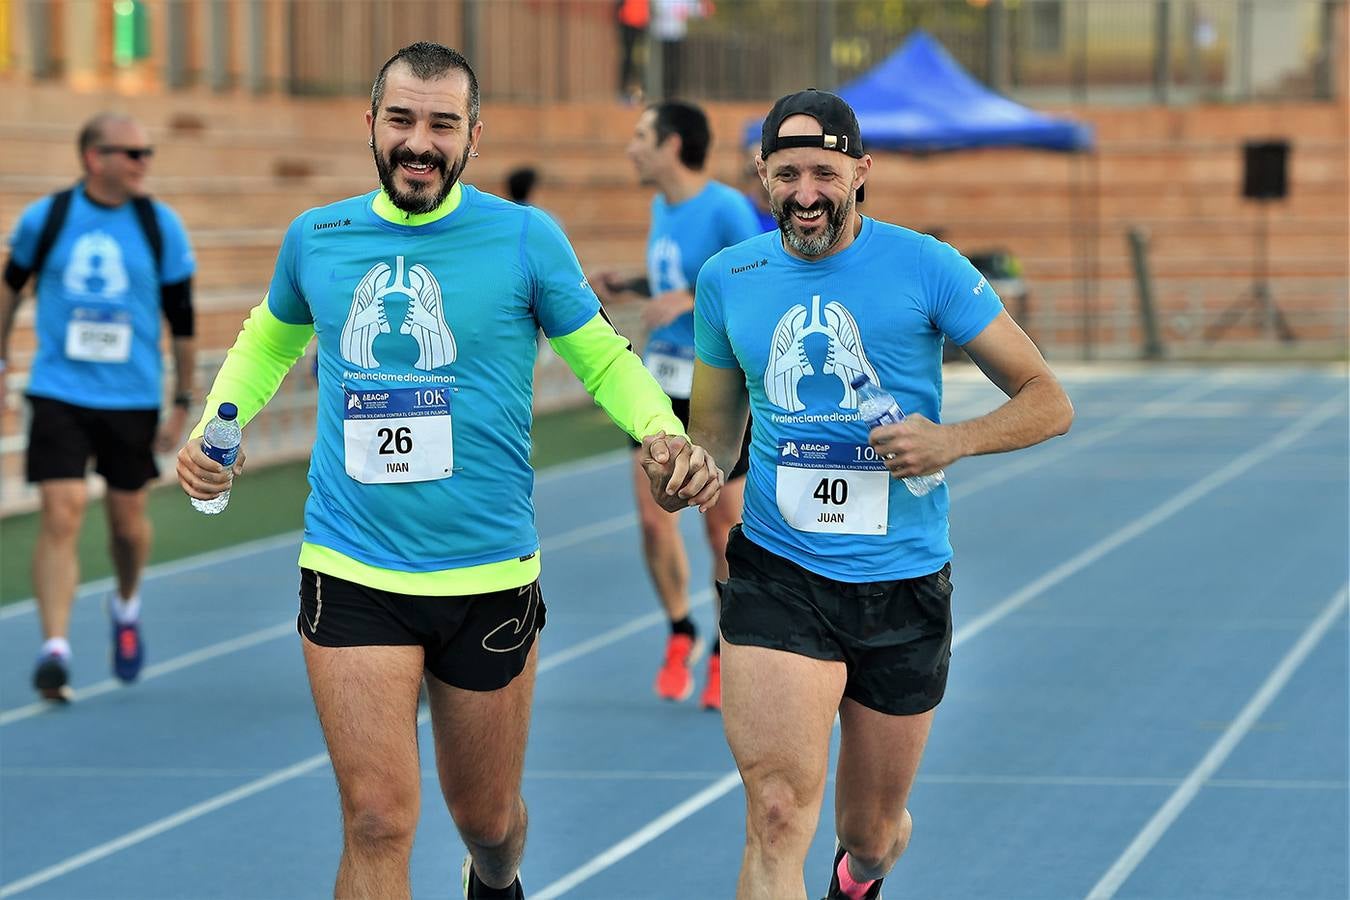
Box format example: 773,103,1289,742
62,231,130,300
647,236,688,293
340,256,455,371
763,294,878,413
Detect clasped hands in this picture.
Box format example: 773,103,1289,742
639,432,723,513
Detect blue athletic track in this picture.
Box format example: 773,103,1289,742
1,362,1346,900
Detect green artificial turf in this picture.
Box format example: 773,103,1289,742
0,402,631,604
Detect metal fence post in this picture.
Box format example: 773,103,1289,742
165,0,189,88
986,0,1007,93
1316,0,1338,99
246,0,266,94
1236,0,1253,101
816,0,836,90
1128,228,1165,360
462,0,479,69
1153,0,1172,103
209,0,230,91
26,0,52,79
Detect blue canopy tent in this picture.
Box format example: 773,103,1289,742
744,30,1094,153
745,31,1099,355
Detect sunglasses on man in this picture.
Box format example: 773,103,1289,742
97,146,155,161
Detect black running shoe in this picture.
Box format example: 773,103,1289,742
823,844,884,899
33,652,72,703
462,854,524,898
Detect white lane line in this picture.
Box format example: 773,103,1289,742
531,394,1346,898
0,532,303,620
0,450,634,620
951,372,1233,499
0,510,654,726
1084,584,1348,900
0,622,295,726
0,590,703,898
533,772,745,900
956,394,1344,646
544,513,636,553
0,755,334,899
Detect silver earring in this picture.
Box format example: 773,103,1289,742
469,149,479,158
368,138,374,148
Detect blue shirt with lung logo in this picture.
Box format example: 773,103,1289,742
7,185,195,409
645,181,761,365
266,185,600,571
694,219,1003,582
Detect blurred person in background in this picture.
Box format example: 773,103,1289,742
505,165,564,232
591,100,759,711
650,0,712,99
652,89,1073,899
176,43,720,900
0,112,196,703
738,142,776,233
615,0,649,103
505,166,539,206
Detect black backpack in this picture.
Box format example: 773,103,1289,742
28,186,164,279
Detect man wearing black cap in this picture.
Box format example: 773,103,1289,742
649,89,1074,898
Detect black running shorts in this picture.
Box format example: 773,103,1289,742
719,525,953,716
631,396,751,480
297,568,546,692
26,395,160,490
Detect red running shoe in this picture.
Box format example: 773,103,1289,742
654,633,702,702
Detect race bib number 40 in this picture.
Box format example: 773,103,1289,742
775,440,889,535
65,307,132,363
644,339,695,399
343,387,452,484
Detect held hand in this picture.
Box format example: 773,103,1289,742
176,437,246,501
868,414,952,480
639,431,723,513
639,430,687,507
154,406,190,454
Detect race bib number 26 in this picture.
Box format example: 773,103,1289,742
343,387,452,484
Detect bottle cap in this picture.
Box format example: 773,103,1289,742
849,374,870,390
218,402,239,420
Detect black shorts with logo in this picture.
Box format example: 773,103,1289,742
26,395,160,490
719,525,953,716
297,568,547,692
630,396,751,480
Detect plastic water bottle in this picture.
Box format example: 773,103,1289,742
191,402,241,515
850,374,946,497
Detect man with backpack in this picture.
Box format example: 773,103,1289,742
1,112,197,702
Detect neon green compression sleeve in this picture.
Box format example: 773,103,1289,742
191,296,314,438
548,313,685,441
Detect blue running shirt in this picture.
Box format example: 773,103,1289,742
644,181,760,398
7,185,195,409
267,186,600,571
695,220,1003,582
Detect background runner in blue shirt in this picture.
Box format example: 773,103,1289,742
176,44,719,900
658,89,1074,900
1,112,197,703
592,101,761,710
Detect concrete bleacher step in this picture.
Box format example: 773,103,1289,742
2,76,1345,354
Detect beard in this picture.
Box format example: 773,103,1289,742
773,192,854,257
374,142,471,215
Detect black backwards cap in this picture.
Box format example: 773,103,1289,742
760,88,865,201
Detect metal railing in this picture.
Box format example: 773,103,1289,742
4,0,1343,105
